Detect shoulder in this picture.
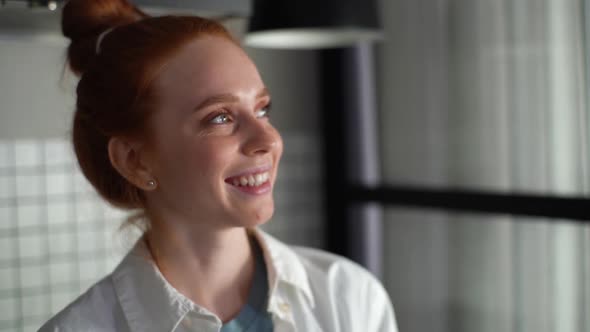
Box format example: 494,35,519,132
291,246,398,331
265,235,398,332
292,246,373,280
291,245,386,296
38,275,126,332
259,230,384,293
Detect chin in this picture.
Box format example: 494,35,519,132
235,204,275,228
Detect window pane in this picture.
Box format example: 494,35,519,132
378,0,590,197
383,207,590,332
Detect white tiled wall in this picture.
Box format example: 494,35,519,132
0,139,124,331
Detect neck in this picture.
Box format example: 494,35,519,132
145,217,255,322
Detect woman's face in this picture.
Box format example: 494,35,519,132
143,36,283,230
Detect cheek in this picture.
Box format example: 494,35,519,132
180,138,238,179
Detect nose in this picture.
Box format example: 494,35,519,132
241,117,282,157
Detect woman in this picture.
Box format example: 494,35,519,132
40,0,398,331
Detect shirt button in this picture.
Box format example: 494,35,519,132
182,317,193,328
278,302,291,313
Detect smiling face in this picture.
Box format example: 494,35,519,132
142,36,283,231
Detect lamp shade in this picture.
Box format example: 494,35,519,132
245,0,382,49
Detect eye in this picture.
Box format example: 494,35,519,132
209,112,232,124
255,102,272,118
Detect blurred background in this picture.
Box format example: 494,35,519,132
0,0,589,331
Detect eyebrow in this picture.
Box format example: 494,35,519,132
193,88,270,112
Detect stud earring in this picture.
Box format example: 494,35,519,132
147,180,156,187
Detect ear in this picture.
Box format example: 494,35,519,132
107,137,157,191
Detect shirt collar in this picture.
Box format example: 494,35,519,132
250,229,315,308
111,228,314,332
111,237,204,332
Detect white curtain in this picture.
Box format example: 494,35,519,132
378,0,590,331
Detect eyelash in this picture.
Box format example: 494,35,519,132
207,102,272,125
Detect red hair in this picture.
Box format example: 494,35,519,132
62,0,237,209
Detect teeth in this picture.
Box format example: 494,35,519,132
231,171,270,187
240,177,248,186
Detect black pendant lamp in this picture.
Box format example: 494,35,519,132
246,0,382,49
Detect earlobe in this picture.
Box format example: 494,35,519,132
107,137,157,191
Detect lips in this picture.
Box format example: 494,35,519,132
224,165,273,195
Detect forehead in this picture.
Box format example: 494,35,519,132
154,36,263,101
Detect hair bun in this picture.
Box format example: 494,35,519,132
62,0,148,75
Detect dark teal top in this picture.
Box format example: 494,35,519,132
221,239,273,332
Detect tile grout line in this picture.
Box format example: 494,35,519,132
10,141,23,332
41,142,53,320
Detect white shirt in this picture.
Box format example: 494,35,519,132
39,229,398,332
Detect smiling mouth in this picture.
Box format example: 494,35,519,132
225,171,271,188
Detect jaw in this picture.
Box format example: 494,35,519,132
222,182,276,226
